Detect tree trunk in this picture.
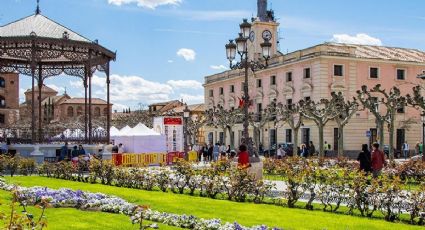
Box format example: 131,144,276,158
377,119,385,151
388,114,395,160
318,123,324,157
337,124,344,157
228,127,234,150
293,127,299,156
222,127,227,145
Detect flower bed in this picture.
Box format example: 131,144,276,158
36,157,425,226
0,178,282,230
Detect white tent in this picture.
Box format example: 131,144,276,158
130,123,160,136
119,125,133,136
110,126,121,137
112,123,165,153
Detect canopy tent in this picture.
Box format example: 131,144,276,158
111,123,166,153
119,126,132,136
110,127,121,137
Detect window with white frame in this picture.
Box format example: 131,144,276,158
303,68,311,79
334,65,343,76
369,67,379,79
396,68,406,80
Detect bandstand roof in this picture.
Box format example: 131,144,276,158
0,14,91,42
0,9,116,79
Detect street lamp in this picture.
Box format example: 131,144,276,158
418,71,425,161
183,105,190,154
225,18,272,159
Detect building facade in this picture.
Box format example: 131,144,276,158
0,73,19,128
18,81,111,125
203,0,425,155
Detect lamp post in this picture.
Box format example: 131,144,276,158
225,19,272,158
183,105,190,154
418,71,425,161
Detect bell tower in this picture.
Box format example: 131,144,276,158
247,0,279,61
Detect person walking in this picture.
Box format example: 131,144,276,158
213,143,220,162
207,144,213,162
237,144,250,169
309,141,316,157
402,142,410,159
59,142,69,161
357,144,372,173
371,142,387,178
324,141,329,157
276,144,285,159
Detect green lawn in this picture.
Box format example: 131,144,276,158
0,188,181,230
5,176,425,230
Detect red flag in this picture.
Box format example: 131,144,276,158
238,97,244,108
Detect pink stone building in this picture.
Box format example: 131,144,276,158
203,1,425,156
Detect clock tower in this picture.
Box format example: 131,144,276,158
247,0,279,61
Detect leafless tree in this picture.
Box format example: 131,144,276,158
276,102,303,151
332,92,359,157
205,105,242,148
248,99,277,153
186,114,206,145
357,84,406,160
299,98,339,157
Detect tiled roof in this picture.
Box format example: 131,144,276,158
25,84,58,94
60,98,109,105
149,100,181,107
325,42,425,63
41,94,70,105
172,103,205,113
0,14,91,42
158,101,183,113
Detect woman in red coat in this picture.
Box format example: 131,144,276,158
238,144,250,169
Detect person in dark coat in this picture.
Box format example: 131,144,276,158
59,142,68,161
357,144,372,173
207,144,214,162
308,141,316,157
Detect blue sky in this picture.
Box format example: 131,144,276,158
1,0,424,111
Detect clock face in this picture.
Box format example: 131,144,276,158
249,31,255,42
262,30,272,41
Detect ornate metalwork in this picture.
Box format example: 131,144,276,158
0,10,116,144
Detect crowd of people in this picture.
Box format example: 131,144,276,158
192,143,237,163
59,142,92,163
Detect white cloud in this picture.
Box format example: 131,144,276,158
177,48,196,61
107,0,181,9
46,84,65,94
167,60,174,63
210,65,227,70
331,33,382,46
69,80,83,88
180,93,204,104
167,80,202,90
108,74,173,103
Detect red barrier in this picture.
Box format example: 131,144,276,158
112,153,123,166
167,152,185,165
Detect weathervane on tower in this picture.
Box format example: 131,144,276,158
35,0,41,15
